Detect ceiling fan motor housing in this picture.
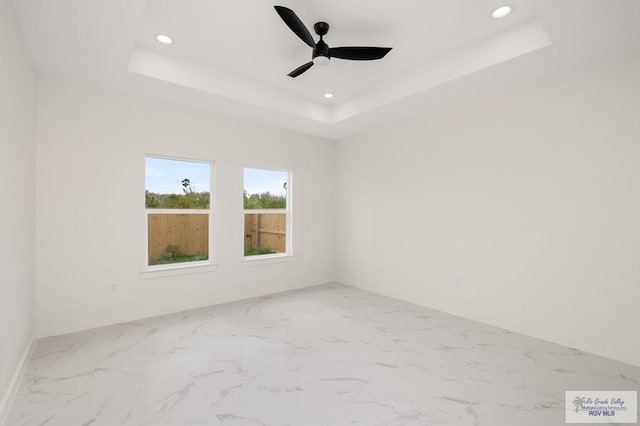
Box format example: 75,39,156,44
312,22,330,64
313,39,330,64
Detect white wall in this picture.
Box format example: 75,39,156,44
335,54,640,367
0,0,37,418
36,79,334,337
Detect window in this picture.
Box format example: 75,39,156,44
243,167,290,258
145,156,213,268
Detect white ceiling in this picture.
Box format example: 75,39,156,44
11,0,640,140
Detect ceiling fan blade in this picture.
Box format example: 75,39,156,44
274,6,315,48
329,46,392,61
287,61,314,78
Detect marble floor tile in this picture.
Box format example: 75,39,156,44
5,283,640,425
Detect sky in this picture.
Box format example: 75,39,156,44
243,167,288,196
146,157,211,194
145,157,288,196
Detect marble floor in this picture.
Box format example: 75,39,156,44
6,283,640,426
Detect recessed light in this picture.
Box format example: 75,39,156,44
491,5,512,19
155,34,173,45
323,93,334,99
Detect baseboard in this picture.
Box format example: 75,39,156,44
0,337,35,425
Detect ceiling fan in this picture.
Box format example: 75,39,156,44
274,6,392,78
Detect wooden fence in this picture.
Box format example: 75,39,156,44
244,213,286,253
147,212,285,259
148,214,208,259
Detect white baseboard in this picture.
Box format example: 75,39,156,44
0,337,35,426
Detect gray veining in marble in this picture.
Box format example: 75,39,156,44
6,283,640,425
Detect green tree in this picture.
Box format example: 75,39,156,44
145,178,210,209
243,191,286,209
145,190,160,208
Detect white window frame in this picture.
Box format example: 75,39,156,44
242,166,292,263
143,154,216,276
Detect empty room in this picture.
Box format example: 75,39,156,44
1,0,639,425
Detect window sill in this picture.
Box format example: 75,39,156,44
141,262,218,279
242,254,294,267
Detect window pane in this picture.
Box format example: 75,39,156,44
148,214,208,265
146,157,211,209
244,213,286,256
243,168,288,209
